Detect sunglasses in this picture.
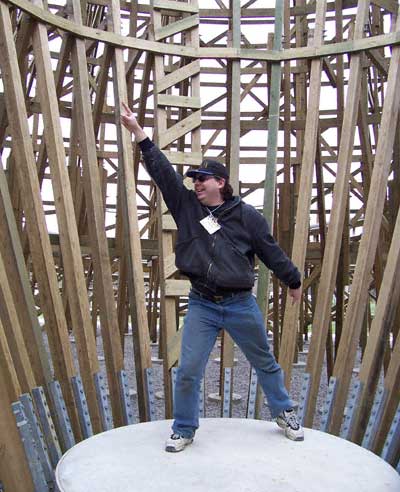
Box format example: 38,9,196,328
192,174,220,183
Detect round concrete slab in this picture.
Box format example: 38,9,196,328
56,418,400,492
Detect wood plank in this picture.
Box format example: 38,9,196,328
0,363,34,492
156,60,200,93
157,94,202,109
0,249,35,392
219,0,241,414
153,0,199,14
154,14,199,41
161,213,178,230
150,31,176,375
351,204,400,444
256,13,283,323
158,110,202,148
371,302,400,454
6,0,400,61
109,0,153,422
162,149,202,165
165,279,191,296
164,252,178,278
31,0,102,433
0,316,21,403
0,160,51,386
302,0,372,429
328,5,400,435
366,48,389,76
279,0,327,387
69,0,125,427
93,45,113,136
0,1,81,437
166,325,184,370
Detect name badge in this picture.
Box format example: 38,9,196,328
200,215,221,234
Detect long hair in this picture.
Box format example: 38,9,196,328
219,178,234,201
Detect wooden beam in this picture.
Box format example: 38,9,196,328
279,0,327,387
154,13,199,41
220,0,241,416
304,0,370,428
5,0,400,61
0,160,51,386
351,204,400,445
31,0,102,433
256,3,283,320
109,0,153,422
329,5,400,435
0,364,34,492
0,1,81,436
69,0,125,427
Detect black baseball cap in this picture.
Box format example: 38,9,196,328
186,159,229,180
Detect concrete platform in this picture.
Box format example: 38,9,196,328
56,418,400,492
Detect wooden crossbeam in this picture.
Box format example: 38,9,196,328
154,59,200,94
165,279,191,297
158,110,202,148
154,13,199,41
153,0,199,14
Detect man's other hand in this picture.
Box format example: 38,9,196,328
288,287,302,304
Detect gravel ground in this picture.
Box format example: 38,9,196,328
58,320,367,435
90,330,338,430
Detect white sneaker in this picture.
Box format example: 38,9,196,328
165,433,194,452
276,409,304,441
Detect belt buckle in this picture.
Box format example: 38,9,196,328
213,295,224,302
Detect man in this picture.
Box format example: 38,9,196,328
121,103,304,452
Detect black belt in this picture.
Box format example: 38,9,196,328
190,288,250,303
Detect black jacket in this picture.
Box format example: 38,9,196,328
140,139,301,292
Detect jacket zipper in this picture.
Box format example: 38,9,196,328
206,235,217,285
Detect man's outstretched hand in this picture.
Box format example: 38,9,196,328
121,102,147,142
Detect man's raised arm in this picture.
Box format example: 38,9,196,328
120,103,186,218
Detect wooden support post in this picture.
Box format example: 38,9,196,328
0,1,81,437
259,46,276,285
329,5,400,435
0,160,51,386
220,0,241,416
0,370,34,492
350,204,400,445
30,0,102,433
279,0,327,388
109,0,153,422
151,0,202,418
68,0,125,427
255,0,283,417
303,0,370,428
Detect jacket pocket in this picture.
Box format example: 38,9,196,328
175,236,207,276
212,241,254,288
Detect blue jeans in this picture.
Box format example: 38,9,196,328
172,290,293,438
